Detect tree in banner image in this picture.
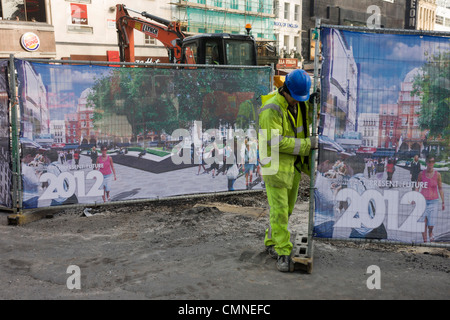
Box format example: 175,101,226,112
412,51,450,160
87,68,179,143
173,68,266,129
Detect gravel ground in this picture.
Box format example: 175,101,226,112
0,177,449,300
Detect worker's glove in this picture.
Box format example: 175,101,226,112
309,135,319,150
309,88,320,105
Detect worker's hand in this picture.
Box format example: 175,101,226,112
309,88,320,105
309,136,319,150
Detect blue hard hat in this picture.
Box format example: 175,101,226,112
285,69,311,102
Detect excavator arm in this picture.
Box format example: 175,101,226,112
116,4,186,63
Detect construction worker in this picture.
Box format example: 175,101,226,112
258,69,319,272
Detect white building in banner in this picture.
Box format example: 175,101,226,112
50,120,66,145
358,113,380,148
321,28,358,141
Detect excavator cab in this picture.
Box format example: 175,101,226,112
182,33,257,66
116,4,257,66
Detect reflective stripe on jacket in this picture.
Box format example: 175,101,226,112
258,90,313,189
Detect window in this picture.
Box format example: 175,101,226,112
402,106,410,114
436,15,444,25
246,0,251,11
273,0,279,18
390,121,394,127
225,40,254,65
205,41,220,65
294,5,299,21
382,121,386,127
284,35,289,51
231,0,238,10
145,35,156,45
184,43,198,64
414,105,421,113
258,0,264,13
445,18,450,27
0,0,47,22
284,3,289,20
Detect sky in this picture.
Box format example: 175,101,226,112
337,30,450,114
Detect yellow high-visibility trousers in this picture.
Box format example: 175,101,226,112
264,170,302,256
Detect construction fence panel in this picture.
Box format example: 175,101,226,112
0,60,12,209
314,27,450,246
14,59,271,209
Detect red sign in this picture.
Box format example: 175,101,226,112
356,147,377,154
107,51,120,67
277,58,298,68
71,3,88,25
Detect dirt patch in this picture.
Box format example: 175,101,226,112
0,175,449,300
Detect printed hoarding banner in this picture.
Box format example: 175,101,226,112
314,28,450,244
0,60,12,208
15,60,271,209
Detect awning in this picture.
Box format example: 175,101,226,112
356,147,377,154
319,135,345,153
372,151,395,157
63,144,79,150
20,137,42,149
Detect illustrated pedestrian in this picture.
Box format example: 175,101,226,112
410,154,421,191
243,138,256,189
96,146,117,202
74,149,80,168
259,69,319,272
59,151,65,164
66,150,73,167
197,143,207,175
90,146,98,165
226,137,239,191
208,137,220,178
417,156,445,242
386,158,395,188
21,148,41,209
367,158,373,178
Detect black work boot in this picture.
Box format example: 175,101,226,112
265,245,278,259
276,255,292,272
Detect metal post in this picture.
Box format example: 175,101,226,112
307,18,321,257
270,63,274,91
8,55,21,214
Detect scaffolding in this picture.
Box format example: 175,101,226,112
171,0,275,41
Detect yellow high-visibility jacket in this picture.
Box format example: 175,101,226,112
258,90,316,189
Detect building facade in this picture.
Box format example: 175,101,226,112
435,0,450,31
273,0,302,60
301,0,408,68
0,0,172,61
397,68,425,153
358,113,380,148
378,103,399,149
416,0,437,30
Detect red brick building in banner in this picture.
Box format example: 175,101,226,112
378,103,400,150
396,68,426,154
